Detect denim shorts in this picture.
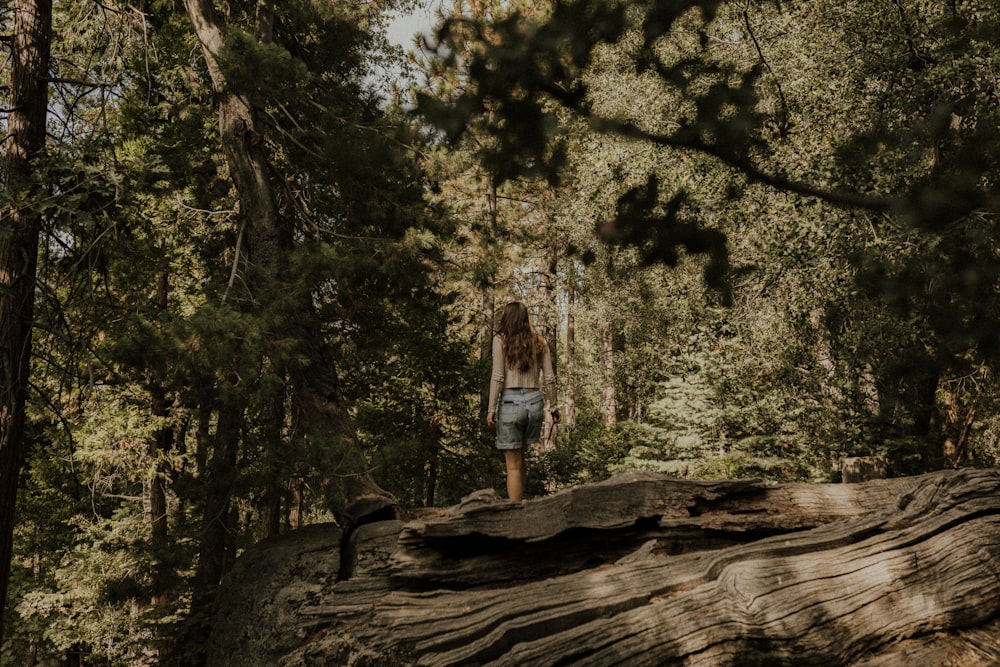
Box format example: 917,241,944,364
496,388,544,450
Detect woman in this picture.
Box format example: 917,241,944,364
487,302,560,501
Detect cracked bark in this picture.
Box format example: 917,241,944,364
208,469,1000,666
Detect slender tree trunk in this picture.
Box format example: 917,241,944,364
911,366,940,438
193,403,242,591
479,180,499,419
425,412,441,507
261,390,285,539
247,0,285,542
184,0,284,309
0,0,51,644
600,325,618,428
183,399,242,665
148,273,171,556
541,243,559,372
195,403,211,478
170,408,191,530
254,0,273,42
148,420,170,551
183,1,288,654
184,0,281,273
147,386,172,606
908,364,943,468
184,0,287,529
565,282,576,428
536,245,559,451
287,477,303,530
479,286,495,417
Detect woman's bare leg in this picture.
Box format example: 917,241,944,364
503,448,526,502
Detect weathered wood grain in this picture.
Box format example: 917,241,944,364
209,468,1000,667
373,470,1000,665
389,470,924,588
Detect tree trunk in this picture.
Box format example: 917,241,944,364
536,245,559,450
564,282,576,428
261,389,286,539
185,0,282,281
207,469,1000,666
147,273,171,556
147,385,172,606
539,243,559,373
193,403,242,592
184,0,290,544
287,477,304,530
425,414,441,508
183,399,243,665
0,0,51,644
181,2,281,655
479,285,494,418
600,324,618,428
148,416,170,550
913,368,941,434
195,402,211,478
185,0,390,529
479,178,500,420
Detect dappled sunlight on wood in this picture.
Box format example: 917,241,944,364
208,469,1000,666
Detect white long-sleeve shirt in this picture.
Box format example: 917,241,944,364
488,334,557,414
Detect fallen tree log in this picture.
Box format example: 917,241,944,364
207,468,1000,666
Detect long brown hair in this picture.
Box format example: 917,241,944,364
497,302,545,371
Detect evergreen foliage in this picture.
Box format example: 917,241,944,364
1,0,999,662
417,0,1000,486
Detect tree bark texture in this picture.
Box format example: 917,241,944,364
536,247,559,450
0,0,51,644
600,325,618,428
183,0,287,542
183,0,281,285
565,282,576,427
182,0,386,547
147,272,171,555
261,388,286,539
206,468,1000,666
192,403,242,596
479,285,494,418
184,401,243,665
539,244,559,375
480,180,497,419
